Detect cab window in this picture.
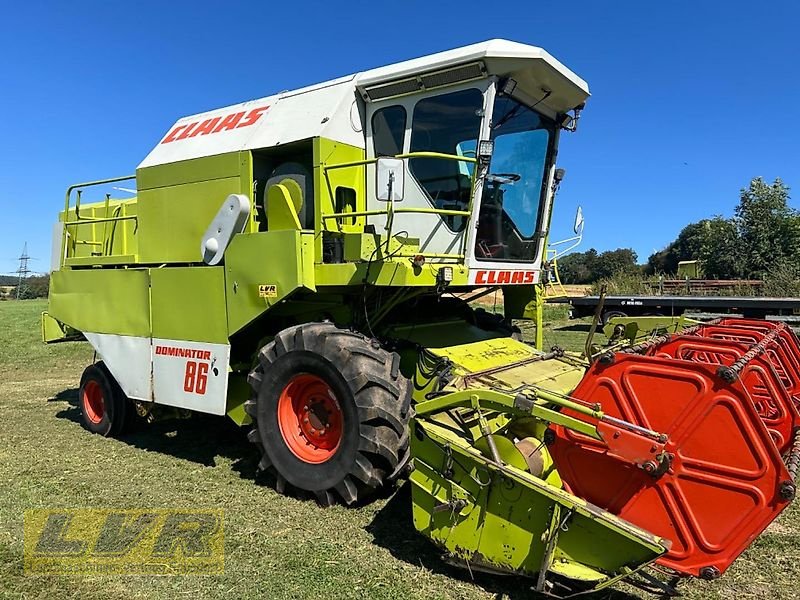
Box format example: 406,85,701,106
372,105,406,157
409,88,483,231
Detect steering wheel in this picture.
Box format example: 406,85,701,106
486,173,521,185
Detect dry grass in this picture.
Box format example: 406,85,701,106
1,300,798,599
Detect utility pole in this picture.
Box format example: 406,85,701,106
15,242,31,299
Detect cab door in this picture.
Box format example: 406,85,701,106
364,82,490,258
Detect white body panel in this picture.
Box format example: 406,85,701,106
84,333,230,416
138,40,589,170
152,338,230,416
139,77,361,169
84,333,153,401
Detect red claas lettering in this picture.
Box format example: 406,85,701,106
236,106,270,128
160,105,269,144
474,270,536,285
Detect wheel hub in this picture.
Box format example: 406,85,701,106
277,374,343,464
82,379,105,424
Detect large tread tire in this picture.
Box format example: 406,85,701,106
245,322,411,506
78,362,132,437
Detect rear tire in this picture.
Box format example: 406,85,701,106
245,323,411,506
78,363,131,437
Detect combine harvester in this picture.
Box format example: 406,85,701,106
43,41,799,596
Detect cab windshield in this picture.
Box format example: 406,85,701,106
475,94,554,261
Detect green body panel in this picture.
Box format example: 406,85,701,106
315,262,468,287
521,288,545,349
136,152,254,264
225,374,253,426
224,230,316,334
48,267,233,343
41,311,80,342
406,333,585,400
315,140,366,226
267,181,303,230
341,232,420,263
443,341,584,395
48,269,151,337
62,198,139,265
313,138,367,263
602,314,701,343
150,267,229,344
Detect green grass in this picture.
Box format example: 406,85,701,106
1,300,798,599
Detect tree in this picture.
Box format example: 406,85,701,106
13,275,49,299
646,177,796,280
698,217,740,279
557,248,599,284
646,221,707,275
735,177,798,278
26,275,50,298
595,248,639,280
557,247,639,284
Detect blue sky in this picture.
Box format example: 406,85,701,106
1,0,798,273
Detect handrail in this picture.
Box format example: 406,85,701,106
321,151,478,259
322,206,471,220
63,215,138,226
396,151,476,163
61,175,137,266
393,252,464,259
321,151,476,173
64,175,136,219
322,152,474,222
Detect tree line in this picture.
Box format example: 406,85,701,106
558,177,796,284
0,275,49,299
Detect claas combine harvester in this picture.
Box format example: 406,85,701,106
43,40,800,596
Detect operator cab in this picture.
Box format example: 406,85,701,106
358,40,589,283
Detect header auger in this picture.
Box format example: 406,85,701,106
43,40,798,596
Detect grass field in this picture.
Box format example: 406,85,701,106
1,299,798,599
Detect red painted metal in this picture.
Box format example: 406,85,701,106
82,379,105,424
687,320,800,405
550,353,794,578
648,336,800,454
277,373,343,464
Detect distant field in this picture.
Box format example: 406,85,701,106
1,300,798,599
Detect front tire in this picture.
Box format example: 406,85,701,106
245,323,411,506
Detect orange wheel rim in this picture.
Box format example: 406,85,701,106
277,373,343,464
83,380,105,424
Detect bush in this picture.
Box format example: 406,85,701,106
762,260,800,297
590,271,661,295
557,248,640,284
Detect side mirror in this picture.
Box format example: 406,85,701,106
376,157,404,202
573,205,584,234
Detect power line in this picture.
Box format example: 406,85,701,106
15,242,31,300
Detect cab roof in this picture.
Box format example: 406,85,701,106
138,39,589,170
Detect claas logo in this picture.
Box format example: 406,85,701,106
161,106,269,144
24,509,224,575
474,270,536,285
